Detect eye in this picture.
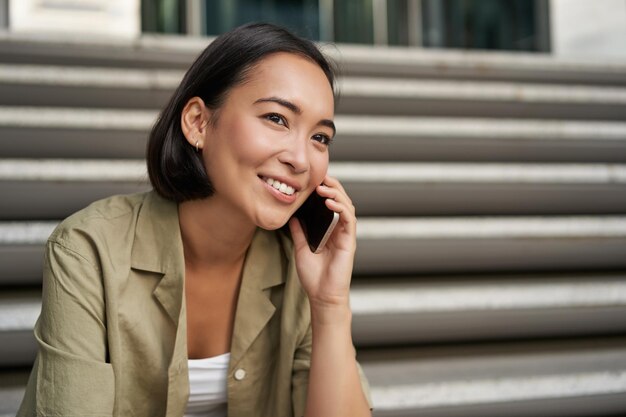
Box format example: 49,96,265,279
312,133,333,146
264,113,287,127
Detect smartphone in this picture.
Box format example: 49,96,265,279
294,189,339,253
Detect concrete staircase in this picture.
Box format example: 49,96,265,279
1,32,626,417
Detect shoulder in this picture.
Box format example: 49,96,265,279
48,191,152,265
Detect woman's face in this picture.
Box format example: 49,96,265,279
200,52,335,230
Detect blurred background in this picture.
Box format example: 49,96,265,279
1,0,626,416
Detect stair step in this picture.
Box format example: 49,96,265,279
0,31,206,69
2,32,625,85
2,159,626,218
330,162,626,215
1,216,625,282
2,107,626,161
2,65,625,119
331,116,626,162
0,159,150,219
0,64,180,109
353,216,626,274
338,78,626,120
351,272,626,345
0,292,39,366
0,222,56,284
326,43,626,85
0,106,153,159
0,369,31,417
358,338,626,417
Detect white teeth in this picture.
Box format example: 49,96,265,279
263,177,295,196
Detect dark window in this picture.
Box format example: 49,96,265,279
333,0,374,44
205,0,319,40
421,0,550,52
141,0,186,34
140,0,551,52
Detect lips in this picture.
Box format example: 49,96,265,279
261,176,296,195
259,175,299,203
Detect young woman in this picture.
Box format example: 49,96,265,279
17,23,373,417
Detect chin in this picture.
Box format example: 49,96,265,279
258,221,289,231
255,212,292,231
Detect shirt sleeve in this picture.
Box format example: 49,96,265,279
17,240,115,417
291,323,374,417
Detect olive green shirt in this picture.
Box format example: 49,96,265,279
17,190,373,417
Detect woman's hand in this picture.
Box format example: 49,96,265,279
288,175,357,311
289,177,371,417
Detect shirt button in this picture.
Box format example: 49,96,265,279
234,368,246,381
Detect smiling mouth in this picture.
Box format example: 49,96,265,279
260,176,296,196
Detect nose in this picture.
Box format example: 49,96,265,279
278,134,309,174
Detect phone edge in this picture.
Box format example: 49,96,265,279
312,211,340,254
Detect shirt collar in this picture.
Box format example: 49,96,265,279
130,190,289,323
130,190,181,275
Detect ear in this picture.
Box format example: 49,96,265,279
180,97,212,150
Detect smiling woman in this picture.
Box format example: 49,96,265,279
16,23,373,417
177,52,334,231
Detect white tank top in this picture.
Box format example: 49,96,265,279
184,352,230,417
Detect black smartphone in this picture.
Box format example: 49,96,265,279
294,189,339,253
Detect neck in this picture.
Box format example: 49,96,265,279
178,196,256,270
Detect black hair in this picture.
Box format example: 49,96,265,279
146,22,337,202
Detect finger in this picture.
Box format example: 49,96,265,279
326,199,355,223
325,199,357,236
316,185,338,201
288,217,308,252
316,185,354,213
319,185,356,215
322,176,351,202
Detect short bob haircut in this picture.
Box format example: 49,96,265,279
146,22,337,203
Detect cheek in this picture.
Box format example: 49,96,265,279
229,120,276,163
310,152,329,184
210,122,258,169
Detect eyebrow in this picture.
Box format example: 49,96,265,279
254,96,336,137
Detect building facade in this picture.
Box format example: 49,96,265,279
2,0,625,57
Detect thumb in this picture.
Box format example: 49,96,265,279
288,217,308,252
